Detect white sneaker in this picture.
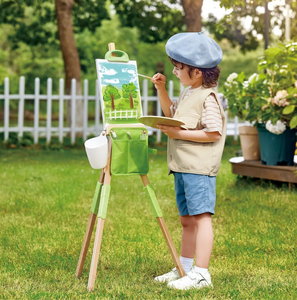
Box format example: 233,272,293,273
167,267,213,290
154,268,180,283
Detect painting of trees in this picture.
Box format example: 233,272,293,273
122,83,138,109
103,85,121,110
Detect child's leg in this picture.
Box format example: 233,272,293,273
180,215,197,258
194,212,213,268
180,212,213,268
166,212,213,290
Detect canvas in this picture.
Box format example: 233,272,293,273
95,59,143,127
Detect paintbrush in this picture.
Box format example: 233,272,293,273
138,73,166,84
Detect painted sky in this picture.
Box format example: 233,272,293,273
97,61,140,89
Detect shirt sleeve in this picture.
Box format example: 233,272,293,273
201,94,223,135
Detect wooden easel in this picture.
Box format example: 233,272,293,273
75,44,185,292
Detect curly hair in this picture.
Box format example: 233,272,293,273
168,57,220,88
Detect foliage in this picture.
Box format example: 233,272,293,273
103,84,121,109
224,42,297,129
0,132,34,149
122,82,138,108
111,0,184,43
0,0,110,48
210,0,297,52
218,39,264,92
1,8,265,104
122,83,137,98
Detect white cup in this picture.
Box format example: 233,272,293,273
84,133,108,169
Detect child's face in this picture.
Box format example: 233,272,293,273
172,63,202,88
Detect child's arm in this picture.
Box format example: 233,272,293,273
151,73,172,118
157,125,221,143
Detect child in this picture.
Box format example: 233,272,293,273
151,32,226,290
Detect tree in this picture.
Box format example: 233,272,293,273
103,85,121,110
0,0,109,134
122,83,138,109
110,0,184,43
181,0,203,32
111,0,205,42
208,0,297,52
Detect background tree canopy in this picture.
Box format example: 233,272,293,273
0,0,295,97
0,0,110,47
209,0,297,52
110,0,184,43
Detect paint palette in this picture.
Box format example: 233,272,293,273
138,116,185,129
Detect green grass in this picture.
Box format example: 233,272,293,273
0,138,296,299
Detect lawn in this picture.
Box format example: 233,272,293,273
0,138,296,299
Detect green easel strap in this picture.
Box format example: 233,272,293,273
91,182,103,214
98,185,111,219
144,184,163,218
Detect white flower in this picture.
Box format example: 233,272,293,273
259,61,267,66
265,120,286,135
267,69,276,76
248,73,258,83
226,73,238,83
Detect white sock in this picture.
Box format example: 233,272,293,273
180,256,194,273
193,265,208,275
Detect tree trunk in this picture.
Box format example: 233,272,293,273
111,95,115,110
129,93,133,109
55,0,83,136
181,0,203,32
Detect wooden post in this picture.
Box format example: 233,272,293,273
108,43,116,52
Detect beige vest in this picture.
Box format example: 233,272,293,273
167,86,226,176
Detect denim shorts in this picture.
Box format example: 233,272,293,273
173,172,216,216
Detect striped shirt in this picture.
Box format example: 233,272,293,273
170,88,223,135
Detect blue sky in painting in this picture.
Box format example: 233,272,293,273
97,61,140,90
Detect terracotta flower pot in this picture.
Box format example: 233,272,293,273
239,126,261,160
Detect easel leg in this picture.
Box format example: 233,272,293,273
75,170,105,278
141,175,186,278
88,139,112,292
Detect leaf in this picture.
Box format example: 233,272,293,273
290,115,297,129
237,72,245,82
283,105,295,115
265,47,283,57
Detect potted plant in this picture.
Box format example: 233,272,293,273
224,42,297,165
224,72,268,161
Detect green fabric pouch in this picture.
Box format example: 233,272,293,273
110,127,149,175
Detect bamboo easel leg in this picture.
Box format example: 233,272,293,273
88,139,112,292
75,170,105,278
141,175,186,278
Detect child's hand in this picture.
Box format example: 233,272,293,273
151,73,166,90
157,125,181,139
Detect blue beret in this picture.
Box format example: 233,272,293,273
165,32,223,68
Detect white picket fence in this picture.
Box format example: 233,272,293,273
0,76,243,144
